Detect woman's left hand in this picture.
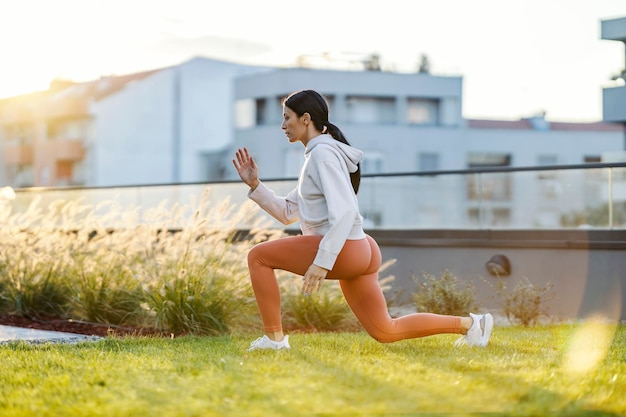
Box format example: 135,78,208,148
302,264,329,294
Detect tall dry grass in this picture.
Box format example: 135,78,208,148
0,190,282,334
0,189,389,335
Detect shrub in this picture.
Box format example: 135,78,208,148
70,255,145,326
281,278,358,332
0,190,270,334
412,269,478,316
1,266,71,319
0,230,72,318
280,260,398,332
135,197,265,335
560,201,626,228
493,276,555,326
141,253,257,335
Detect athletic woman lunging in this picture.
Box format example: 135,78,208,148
232,89,493,351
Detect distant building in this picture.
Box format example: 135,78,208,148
228,68,623,181
601,16,626,136
0,50,623,194
226,68,624,228
0,58,270,187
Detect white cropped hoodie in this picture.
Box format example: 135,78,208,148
248,134,366,270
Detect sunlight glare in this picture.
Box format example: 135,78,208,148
563,315,617,375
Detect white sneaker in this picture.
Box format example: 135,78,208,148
454,313,494,347
247,335,290,351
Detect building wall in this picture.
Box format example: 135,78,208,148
231,68,465,179
368,229,626,322
601,16,626,124
1,55,624,192
225,67,625,228
231,69,624,179
91,70,175,186
90,57,271,186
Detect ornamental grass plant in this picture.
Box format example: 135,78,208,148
0,190,285,335
412,269,479,316
280,260,397,332
0,189,407,336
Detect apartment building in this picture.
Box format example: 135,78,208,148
226,68,624,228
230,69,624,178
0,72,157,187
0,51,623,210
0,57,270,187
602,16,626,129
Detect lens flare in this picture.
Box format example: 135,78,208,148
563,315,617,375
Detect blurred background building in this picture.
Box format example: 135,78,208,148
1,55,624,189
0,18,624,226
602,16,626,131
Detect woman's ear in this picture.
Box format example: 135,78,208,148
302,112,311,125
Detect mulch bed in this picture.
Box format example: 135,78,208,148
0,313,170,338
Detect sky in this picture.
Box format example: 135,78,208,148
1,0,624,122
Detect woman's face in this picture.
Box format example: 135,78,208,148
281,106,308,144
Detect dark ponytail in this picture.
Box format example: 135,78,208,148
283,90,361,194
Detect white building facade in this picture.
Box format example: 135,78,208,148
226,68,625,228
89,57,271,186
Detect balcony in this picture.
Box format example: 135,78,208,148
44,98,90,119
38,139,86,161
3,144,34,165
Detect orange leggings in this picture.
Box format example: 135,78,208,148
247,234,461,342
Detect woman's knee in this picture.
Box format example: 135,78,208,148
364,327,395,343
247,242,266,266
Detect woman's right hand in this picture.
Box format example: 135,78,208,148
232,147,260,190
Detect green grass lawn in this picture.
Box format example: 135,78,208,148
1,323,624,417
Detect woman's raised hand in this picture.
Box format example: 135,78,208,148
232,147,260,190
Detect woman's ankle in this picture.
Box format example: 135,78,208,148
267,331,284,342
460,317,472,334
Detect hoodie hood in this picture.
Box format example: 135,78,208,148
304,134,363,173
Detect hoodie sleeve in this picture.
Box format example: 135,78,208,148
248,181,300,225
309,148,360,270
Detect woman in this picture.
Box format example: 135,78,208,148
232,89,493,351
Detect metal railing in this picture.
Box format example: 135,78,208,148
5,162,626,230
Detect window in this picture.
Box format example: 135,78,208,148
14,164,34,187
407,98,439,125
234,99,255,129
361,151,384,174
418,152,439,171
467,152,511,168
537,154,558,179
346,96,395,124
4,123,34,144
255,98,267,125
324,95,334,110
541,180,561,199
466,153,512,201
467,207,511,227
584,155,602,179
537,154,557,166
56,160,73,181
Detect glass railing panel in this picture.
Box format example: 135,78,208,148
358,174,467,229
608,166,626,228
5,164,626,230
